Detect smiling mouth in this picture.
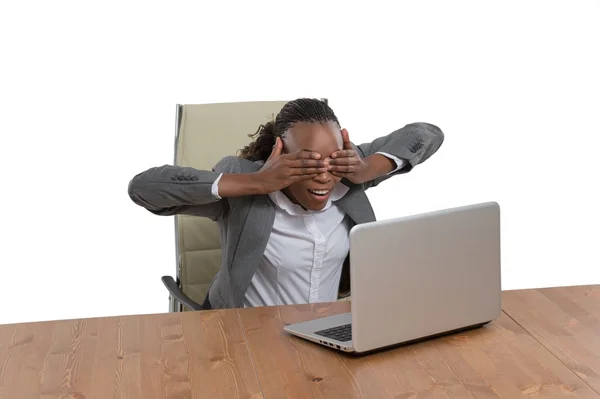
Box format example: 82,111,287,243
308,189,330,197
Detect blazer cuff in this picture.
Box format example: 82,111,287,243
376,151,407,175
211,173,223,200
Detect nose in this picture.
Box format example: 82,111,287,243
313,171,331,184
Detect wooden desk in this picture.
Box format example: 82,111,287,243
503,285,600,394
0,285,598,398
238,301,598,398
0,310,262,398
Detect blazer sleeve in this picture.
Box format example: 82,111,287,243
127,156,241,220
354,122,445,189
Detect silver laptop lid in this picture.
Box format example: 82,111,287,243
349,201,501,353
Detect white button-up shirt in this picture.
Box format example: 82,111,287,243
243,182,352,307
211,152,405,307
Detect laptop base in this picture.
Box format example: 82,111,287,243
285,315,492,356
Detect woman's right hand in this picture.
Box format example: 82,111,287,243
255,137,327,194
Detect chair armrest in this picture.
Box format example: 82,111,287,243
161,276,203,311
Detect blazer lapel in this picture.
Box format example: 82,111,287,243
335,182,377,298
228,194,275,307
336,182,377,225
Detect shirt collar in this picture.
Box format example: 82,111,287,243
268,182,349,216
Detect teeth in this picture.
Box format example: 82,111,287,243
310,190,329,195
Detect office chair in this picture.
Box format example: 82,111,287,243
160,99,349,312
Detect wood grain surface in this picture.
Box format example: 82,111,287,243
503,285,600,395
237,298,600,399
0,310,262,399
0,285,599,399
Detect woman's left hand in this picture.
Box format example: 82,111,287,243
327,129,370,184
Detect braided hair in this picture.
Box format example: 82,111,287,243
238,98,341,161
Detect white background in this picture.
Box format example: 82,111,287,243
0,0,598,324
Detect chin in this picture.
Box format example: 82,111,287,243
286,189,330,211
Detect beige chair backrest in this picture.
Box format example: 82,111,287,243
172,101,290,311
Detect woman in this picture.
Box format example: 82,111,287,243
128,98,444,309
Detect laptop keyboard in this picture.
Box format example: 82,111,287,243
314,323,352,342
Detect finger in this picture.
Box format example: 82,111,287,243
331,149,355,159
329,165,356,173
286,149,321,160
289,166,329,175
268,137,282,160
328,156,358,166
330,170,348,178
287,158,325,168
341,128,352,150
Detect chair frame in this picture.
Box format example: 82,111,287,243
161,104,197,312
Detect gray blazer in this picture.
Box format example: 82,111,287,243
128,122,444,309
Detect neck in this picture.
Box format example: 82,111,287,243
281,188,307,211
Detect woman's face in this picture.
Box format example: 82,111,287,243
281,121,344,211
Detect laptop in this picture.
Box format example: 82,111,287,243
284,201,502,354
